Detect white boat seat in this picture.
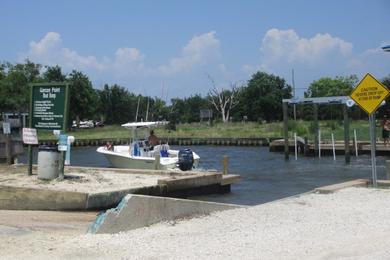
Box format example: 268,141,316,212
153,144,170,157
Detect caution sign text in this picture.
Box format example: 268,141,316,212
350,73,389,115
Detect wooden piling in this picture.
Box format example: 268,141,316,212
313,104,319,156
304,137,308,156
222,155,229,175
343,105,350,164
283,102,289,160
154,153,161,170
5,135,12,165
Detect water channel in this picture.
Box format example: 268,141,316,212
19,146,387,206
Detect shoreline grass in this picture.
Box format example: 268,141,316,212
37,120,381,142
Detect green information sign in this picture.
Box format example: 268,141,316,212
30,83,69,130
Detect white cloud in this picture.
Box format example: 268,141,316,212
113,48,146,76
158,31,221,75
26,32,104,71
20,31,225,97
346,45,390,77
254,28,390,96
24,32,148,75
23,31,222,79
260,28,353,66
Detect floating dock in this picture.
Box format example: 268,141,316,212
0,165,240,211
269,139,390,155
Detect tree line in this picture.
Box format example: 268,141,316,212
1,60,389,127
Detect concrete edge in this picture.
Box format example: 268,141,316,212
0,185,88,210
157,172,222,191
89,194,244,234
12,163,221,177
221,174,241,186
314,179,369,194
86,184,168,210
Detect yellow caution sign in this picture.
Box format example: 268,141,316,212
350,73,389,115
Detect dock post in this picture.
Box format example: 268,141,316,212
222,155,229,175
5,134,12,165
313,104,319,156
331,133,336,161
154,153,161,170
304,137,308,156
386,161,390,180
318,129,321,158
294,133,297,160
343,105,350,164
353,129,358,157
283,102,289,160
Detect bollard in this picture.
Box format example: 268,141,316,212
222,155,229,175
154,153,161,170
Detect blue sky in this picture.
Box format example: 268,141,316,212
1,0,389,99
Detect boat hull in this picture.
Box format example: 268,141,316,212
97,146,199,170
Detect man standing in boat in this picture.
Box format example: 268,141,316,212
148,130,159,148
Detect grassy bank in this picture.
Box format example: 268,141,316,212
37,120,380,142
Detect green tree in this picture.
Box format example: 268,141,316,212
236,72,292,122
43,65,66,82
169,95,209,123
0,60,42,113
67,70,97,126
150,97,169,121
304,75,358,98
304,75,358,120
97,84,138,124
11,59,41,83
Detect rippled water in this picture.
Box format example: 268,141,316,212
19,145,387,205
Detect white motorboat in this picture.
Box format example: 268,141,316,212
96,121,200,170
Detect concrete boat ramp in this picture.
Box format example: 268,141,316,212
0,164,240,211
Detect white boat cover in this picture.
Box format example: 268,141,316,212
121,121,168,129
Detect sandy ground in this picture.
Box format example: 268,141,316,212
0,165,168,192
1,187,390,259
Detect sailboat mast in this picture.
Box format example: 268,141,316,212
135,96,140,122
145,97,150,121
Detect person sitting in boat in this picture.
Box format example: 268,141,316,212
105,141,114,151
148,130,159,149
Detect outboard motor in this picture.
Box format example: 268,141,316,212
178,148,194,171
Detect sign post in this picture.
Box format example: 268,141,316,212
3,122,12,164
350,73,389,187
28,83,69,177
369,114,377,185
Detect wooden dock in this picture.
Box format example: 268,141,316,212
270,139,390,155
